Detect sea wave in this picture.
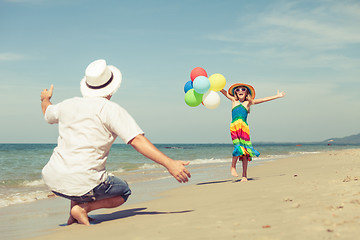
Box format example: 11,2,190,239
190,158,231,165
139,163,161,169
162,146,184,149
129,159,231,171
22,179,45,187
0,190,51,208
290,151,321,155
257,154,291,160
112,168,126,174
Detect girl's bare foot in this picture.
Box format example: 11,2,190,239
231,167,239,177
70,204,90,226
240,177,248,182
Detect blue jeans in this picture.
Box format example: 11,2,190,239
53,176,131,203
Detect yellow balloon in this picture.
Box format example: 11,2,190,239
209,73,226,92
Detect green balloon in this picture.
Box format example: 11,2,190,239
184,89,203,107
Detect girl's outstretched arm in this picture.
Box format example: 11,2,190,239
220,89,235,101
253,90,285,105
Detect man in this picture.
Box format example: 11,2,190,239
40,59,191,225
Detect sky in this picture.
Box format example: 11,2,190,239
0,0,359,144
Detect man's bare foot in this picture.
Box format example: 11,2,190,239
67,215,95,225
67,215,78,225
70,204,90,226
231,167,239,177
240,177,248,182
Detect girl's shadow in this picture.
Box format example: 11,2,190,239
196,177,258,185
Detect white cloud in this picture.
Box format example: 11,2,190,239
208,0,360,50
262,15,360,50
203,1,360,75
0,53,27,61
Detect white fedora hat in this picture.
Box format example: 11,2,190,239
80,59,122,97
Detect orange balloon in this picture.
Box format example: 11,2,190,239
190,67,207,82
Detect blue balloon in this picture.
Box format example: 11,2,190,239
193,76,210,94
184,80,193,93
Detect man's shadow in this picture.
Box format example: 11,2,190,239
77,207,193,225
60,207,193,226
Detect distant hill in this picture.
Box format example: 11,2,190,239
323,133,360,144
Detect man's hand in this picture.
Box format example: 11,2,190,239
41,84,54,101
166,160,191,183
41,85,54,115
277,90,286,98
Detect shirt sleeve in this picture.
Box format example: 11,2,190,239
44,104,59,124
102,102,144,144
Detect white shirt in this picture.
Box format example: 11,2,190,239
42,97,144,196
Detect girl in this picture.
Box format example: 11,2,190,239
220,83,285,182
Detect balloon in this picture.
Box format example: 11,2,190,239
190,67,207,82
184,89,203,107
202,91,220,109
184,80,193,93
193,76,210,94
209,73,226,92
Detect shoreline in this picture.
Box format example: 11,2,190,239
23,148,360,240
1,143,355,209
1,158,233,240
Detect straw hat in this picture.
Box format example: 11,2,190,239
228,83,255,99
80,59,122,97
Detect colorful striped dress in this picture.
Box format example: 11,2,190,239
230,102,260,160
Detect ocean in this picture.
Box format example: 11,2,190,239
1,143,360,240
1,143,359,209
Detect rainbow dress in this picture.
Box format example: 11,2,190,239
230,102,260,160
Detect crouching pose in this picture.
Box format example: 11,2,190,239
40,59,191,225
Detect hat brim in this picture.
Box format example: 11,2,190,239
80,65,122,97
228,83,255,99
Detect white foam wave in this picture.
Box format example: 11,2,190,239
139,163,160,169
0,191,51,208
163,146,184,149
190,158,231,165
290,151,321,155
257,155,290,160
113,168,125,174
22,179,45,187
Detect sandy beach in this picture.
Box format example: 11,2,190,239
26,148,360,240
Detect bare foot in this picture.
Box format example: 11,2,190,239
67,215,78,225
67,215,95,225
240,177,248,182
231,167,239,177
70,204,90,226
